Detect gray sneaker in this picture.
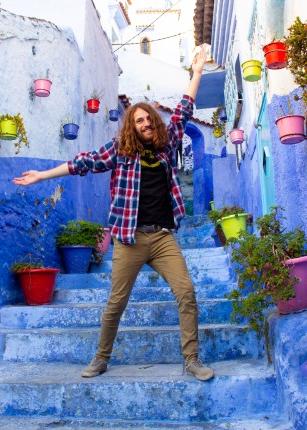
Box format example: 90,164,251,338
81,356,108,378
185,359,214,381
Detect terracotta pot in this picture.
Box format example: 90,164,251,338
263,41,287,69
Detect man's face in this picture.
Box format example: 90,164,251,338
134,108,154,142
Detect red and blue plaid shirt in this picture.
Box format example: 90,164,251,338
68,94,194,245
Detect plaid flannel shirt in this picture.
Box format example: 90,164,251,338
68,94,194,245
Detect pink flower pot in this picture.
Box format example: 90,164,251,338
34,79,52,97
277,255,307,314
96,228,111,254
275,115,305,144
229,129,244,145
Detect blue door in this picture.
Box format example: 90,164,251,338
257,95,275,214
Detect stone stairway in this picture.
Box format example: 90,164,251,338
0,216,293,429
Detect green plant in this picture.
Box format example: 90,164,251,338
285,17,307,104
56,220,104,248
0,113,29,154
227,207,306,360
90,90,103,100
208,206,246,226
211,107,225,138
11,254,44,273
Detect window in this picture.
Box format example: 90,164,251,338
140,37,151,55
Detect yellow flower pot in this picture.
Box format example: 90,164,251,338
0,119,17,140
241,60,262,82
218,213,248,240
213,127,224,138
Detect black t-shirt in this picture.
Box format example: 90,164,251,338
137,145,175,228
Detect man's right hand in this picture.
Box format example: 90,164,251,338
13,170,43,186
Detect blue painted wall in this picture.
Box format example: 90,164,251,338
0,157,111,305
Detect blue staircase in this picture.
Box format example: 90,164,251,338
0,216,293,429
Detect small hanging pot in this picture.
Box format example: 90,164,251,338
87,99,100,113
212,127,224,138
229,128,244,145
34,79,52,97
0,119,17,140
263,41,287,70
109,109,119,121
63,123,79,140
241,60,262,82
218,108,227,122
275,115,305,144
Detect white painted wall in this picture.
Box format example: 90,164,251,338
0,2,120,161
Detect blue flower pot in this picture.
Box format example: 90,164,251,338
60,246,93,273
218,108,227,122
63,123,79,140
109,109,119,122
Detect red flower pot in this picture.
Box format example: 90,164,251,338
263,41,287,70
87,99,100,113
229,129,244,145
275,115,305,144
16,268,59,305
277,256,307,314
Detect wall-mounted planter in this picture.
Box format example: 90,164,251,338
218,213,248,241
263,41,287,69
275,115,305,144
63,123,79,140
34,79,52,97
109,109,119,121
16,268,59,305
87,99,100,113
241,60,262,81
218,108,227,122
213,127,224,138
277,255,307,314
0,119,17,140
229,128,244,145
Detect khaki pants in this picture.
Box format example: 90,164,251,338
97,230,199,362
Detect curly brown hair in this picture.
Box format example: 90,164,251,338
118,102,169,157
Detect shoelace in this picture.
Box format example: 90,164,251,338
183,358,203,374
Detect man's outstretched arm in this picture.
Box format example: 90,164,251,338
185,43,211,100
13,162,70,186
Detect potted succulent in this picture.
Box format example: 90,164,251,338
211,107,225,138
109,109,119,122
209,206,250,243
275,96,305,144
61,116,80,140
241,59,262,82
11,258,59,306
86,90,103,113
56,220,104,273
262,39,288,70
227,207,307,361
285,17,307,104
0,113,29,154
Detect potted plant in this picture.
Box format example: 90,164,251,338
33,70,52,97
211,107,225,138
0,113,29,154
227,207,307,361
229,128,244,145
285,17,307,104
86,90,103,113
11,258,59,306
56,220,104,273
209,206,250,243
241,59,262,82
275,96,305,144
109,109,119,122
263,39,288,70
61,116,79,140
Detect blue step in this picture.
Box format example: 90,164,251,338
0,417,293,430
0,360,278,422
0,299,233,329
0,324,263,364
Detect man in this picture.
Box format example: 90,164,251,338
13,44,214,381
